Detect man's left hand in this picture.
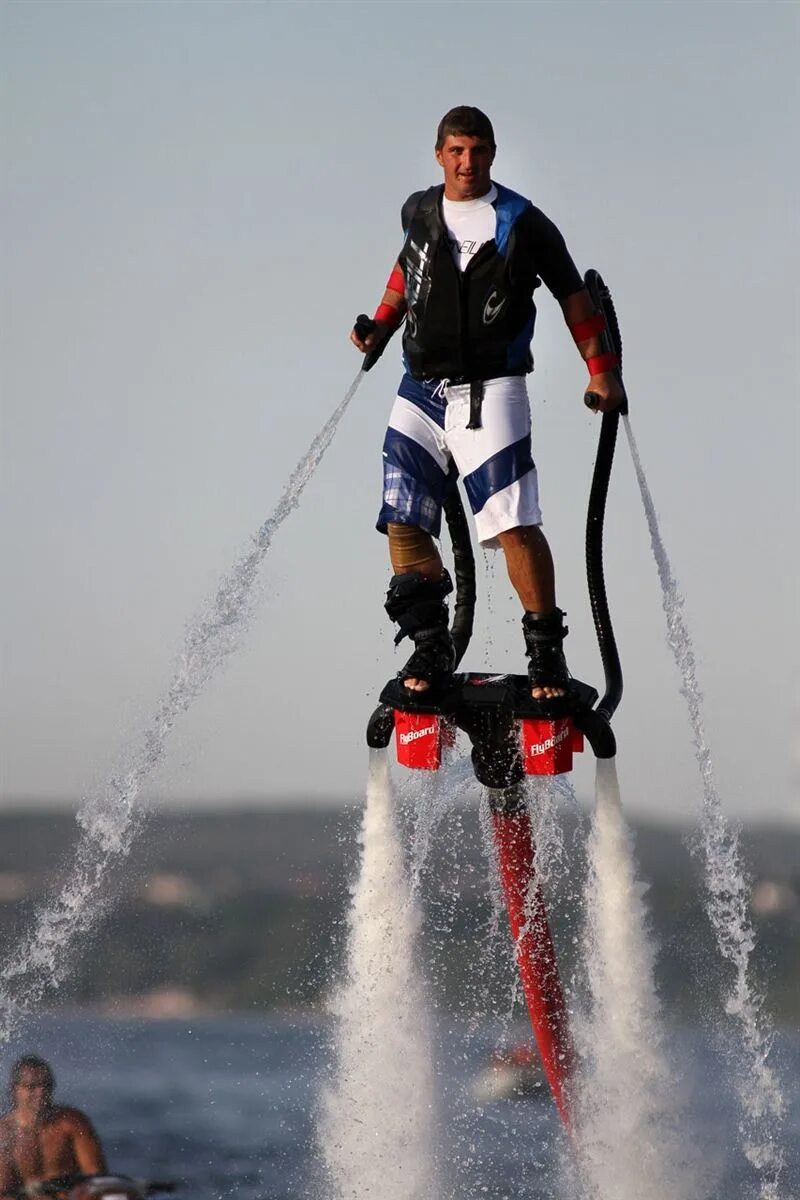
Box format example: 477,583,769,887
584,371,626,413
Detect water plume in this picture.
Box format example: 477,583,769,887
319,749,438,1200
571,757,700,1200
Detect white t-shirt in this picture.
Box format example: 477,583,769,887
441,184,498,272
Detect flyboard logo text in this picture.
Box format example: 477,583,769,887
527,725,570,757
399,724,437,745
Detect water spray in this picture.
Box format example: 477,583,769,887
623,416,787,1197
572,757,702,1200
319,749,438,1200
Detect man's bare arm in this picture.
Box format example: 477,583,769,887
66,1111,107,1176
560,288,625,414
351,260,407,353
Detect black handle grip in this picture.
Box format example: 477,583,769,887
354,313,377,343
353,311,396,372
584,384,628,414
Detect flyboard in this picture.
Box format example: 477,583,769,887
363,270,627,1129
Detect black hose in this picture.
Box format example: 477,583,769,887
443,488,476,669
583,269,625,721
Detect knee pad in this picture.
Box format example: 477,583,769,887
386,523,439,571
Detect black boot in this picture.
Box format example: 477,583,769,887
522,608,570,695
385,570,456,693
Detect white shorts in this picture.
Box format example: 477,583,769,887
378,373,542,548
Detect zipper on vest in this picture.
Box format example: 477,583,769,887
459,268,470,379
461,240,497,380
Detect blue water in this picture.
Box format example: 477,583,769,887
1,1015,798,1199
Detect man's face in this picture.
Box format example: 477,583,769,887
13,1066,52,1115
435,133,495,200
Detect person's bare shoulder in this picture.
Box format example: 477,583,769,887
51,1106,94,1132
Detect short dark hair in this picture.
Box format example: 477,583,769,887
10,1055,55,1100
436,106,495,150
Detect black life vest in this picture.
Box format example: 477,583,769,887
397,183,541,382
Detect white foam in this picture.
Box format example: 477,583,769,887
319,749,438,1200
570,758,701,1200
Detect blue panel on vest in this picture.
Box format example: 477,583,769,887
493,183,531,257
462,435,535,515
506,312,536,372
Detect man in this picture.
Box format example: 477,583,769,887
0,1056,107,1198
352,106,624,698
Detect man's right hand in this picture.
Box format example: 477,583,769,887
350,321,389,354
584,371,626,413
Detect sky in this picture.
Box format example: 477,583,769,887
1,0,798,823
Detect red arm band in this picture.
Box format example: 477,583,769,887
386,266,406,296
374,302,403,328
587,352,619,376
568,311,606,343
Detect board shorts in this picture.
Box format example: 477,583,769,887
377,373,542,549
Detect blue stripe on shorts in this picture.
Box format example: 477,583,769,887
462,435,535,515
377,426,453,536
397,374,447,428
